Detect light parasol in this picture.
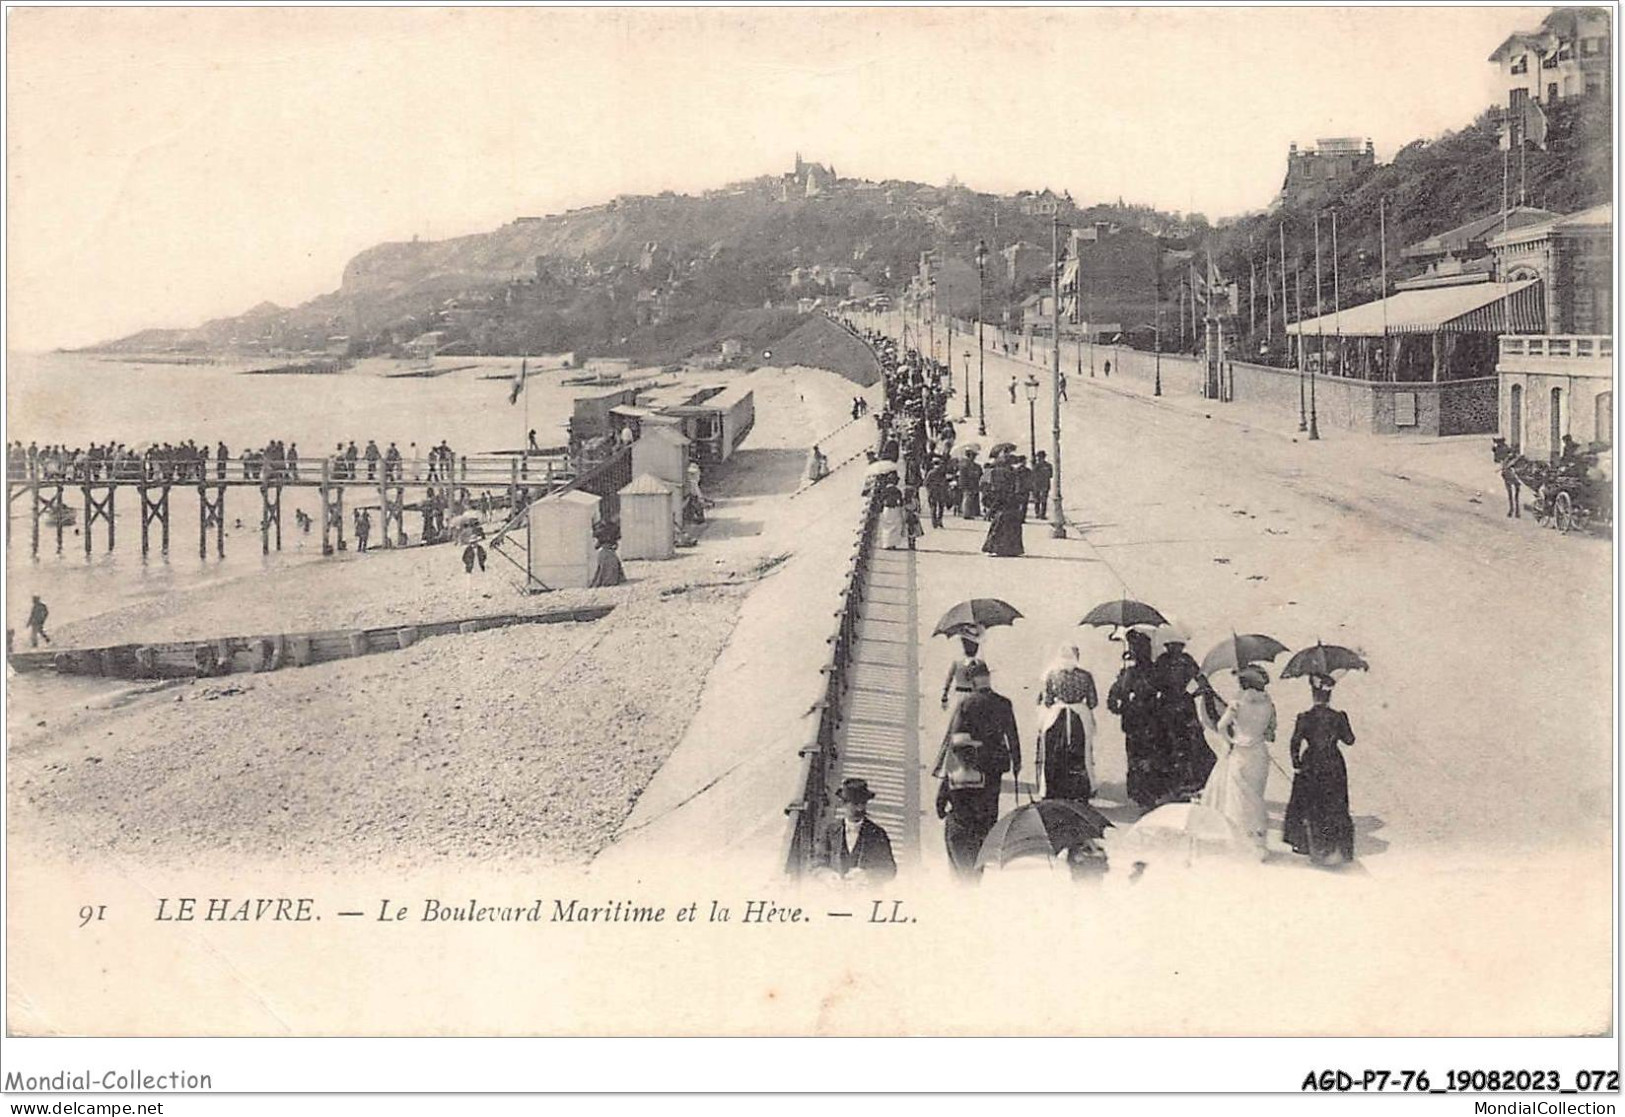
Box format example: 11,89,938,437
1200,633,1290,677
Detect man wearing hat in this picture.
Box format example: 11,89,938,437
815,778,897,884
935,660,1021,879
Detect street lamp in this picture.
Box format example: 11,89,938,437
963,350,972,419
1153,239,1165,396
975,239,988,436
1023,373,1040,459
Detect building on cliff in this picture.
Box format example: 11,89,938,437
1276,138,1376,209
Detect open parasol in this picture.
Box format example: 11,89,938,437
864,459,899,478
1079,598,1168,629
932,598,1023,638
1280,641,1370,680
1115,801,1254,866
976,799,1113,870
1200,633,1290,677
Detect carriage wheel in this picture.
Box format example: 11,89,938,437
1553,491,1575,533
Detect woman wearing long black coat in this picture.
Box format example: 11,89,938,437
1107,629,1162,808
1283,675,1357,865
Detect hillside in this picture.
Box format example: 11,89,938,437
91,96,1609,365
1203,97,1612,358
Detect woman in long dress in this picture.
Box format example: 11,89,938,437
1197,664,1274,858
932,632,983,776
876,483,907,549
1282,674,1356,865
1036,643,1097,801
980,461,1025,557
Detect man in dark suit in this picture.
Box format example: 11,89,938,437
936,661,1020,879
815,778,897,884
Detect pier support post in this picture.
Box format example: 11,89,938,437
53,485,65,555
138,485,172,557
81,485,116,554
198,484,226,560
29,477,40,557
320,460,333,556
260,484,283,554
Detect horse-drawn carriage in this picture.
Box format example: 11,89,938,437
1493,438,1613,534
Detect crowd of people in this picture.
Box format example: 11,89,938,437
6,438,461,485
848,329,1054,561
813,318,1360,886
925,626,1359,882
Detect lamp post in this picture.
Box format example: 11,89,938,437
1295,268,1307,432
1154,239,1164,397
975,239,988,436
1048,209,1066,540
1024,373,1040,459
962,350,971,419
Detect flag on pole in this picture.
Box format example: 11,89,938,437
508,358,527,406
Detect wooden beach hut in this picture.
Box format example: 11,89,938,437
632,425,690,486
619,473,677,560
527,490,601,588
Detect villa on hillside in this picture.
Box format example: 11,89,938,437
1490,6,1612,147
1276,138,1376,209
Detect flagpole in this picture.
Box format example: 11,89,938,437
1311,215,1322,441
1502,146,1512,338
1331,208,1341,379
1380,198,1389,381
1279,222,1289,370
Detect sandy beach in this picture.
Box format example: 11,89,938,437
6,360,868,871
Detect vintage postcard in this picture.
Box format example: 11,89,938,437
3,4,1616,1066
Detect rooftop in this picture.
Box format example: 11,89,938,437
1287,278,1543,337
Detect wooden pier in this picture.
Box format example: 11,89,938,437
5,453,587,561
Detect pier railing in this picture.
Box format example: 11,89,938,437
5,453,570,487
781,483,882,877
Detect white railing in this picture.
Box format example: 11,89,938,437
1499,334,1614,360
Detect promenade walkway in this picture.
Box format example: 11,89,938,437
829,546,921,865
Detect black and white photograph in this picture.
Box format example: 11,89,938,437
1,2,1618,1097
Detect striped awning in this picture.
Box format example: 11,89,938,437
1287,279,1544,337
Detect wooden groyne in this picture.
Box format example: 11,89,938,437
6,603,615,681
242,357,354,375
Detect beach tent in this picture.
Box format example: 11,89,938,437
526,490,601,589
619,473,678,560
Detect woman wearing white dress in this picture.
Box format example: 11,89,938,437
876,483,907,549
1196,664,1275,858
1035,643,1097,801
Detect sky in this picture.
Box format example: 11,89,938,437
7,5,1545,350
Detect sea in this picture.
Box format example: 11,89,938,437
2,350,624,631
